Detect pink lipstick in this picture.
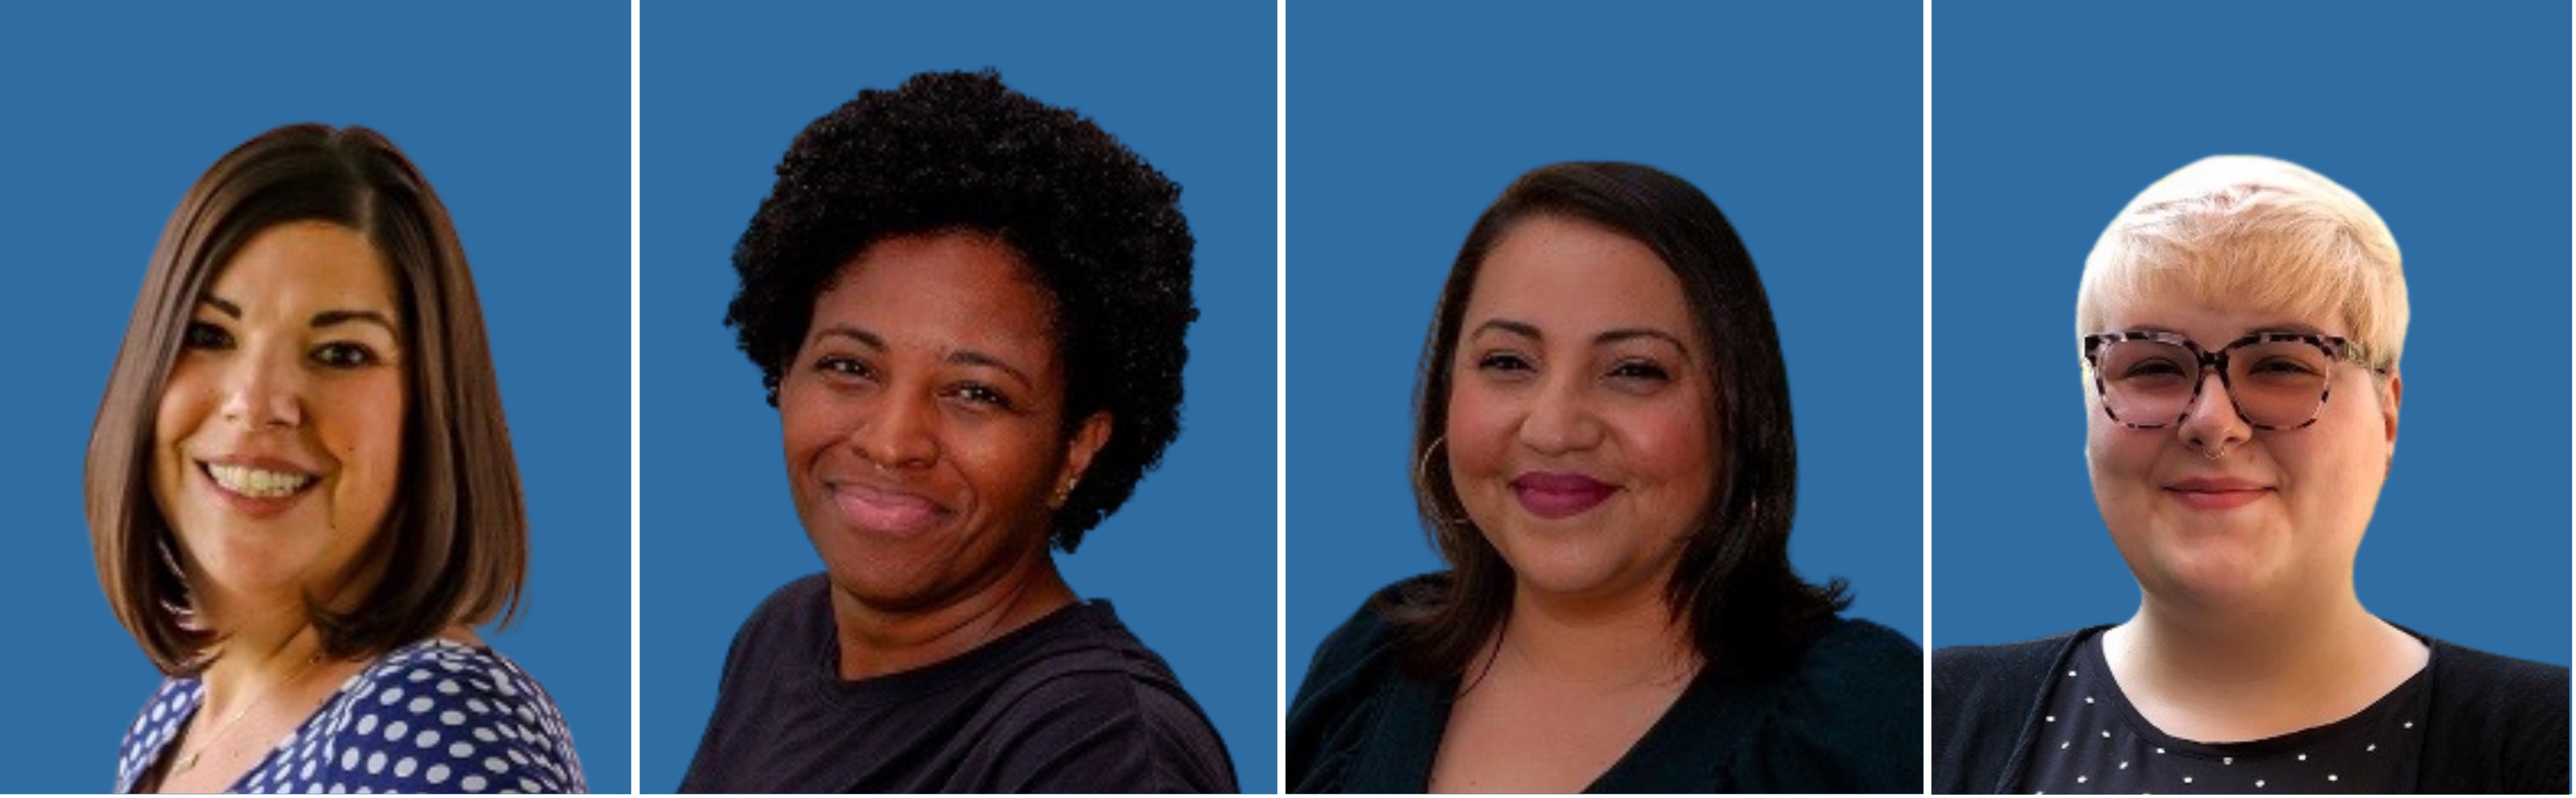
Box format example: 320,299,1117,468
831,481,949,536
1511,472,1617,519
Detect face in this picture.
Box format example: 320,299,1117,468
780,233,1109,615
153,221,407,614
2085,289,2402,609
1445,216,1719,609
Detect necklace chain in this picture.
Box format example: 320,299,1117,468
172,649,327,777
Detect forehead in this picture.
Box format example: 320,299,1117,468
1465,216,1697,340
815,233,1059,352
208,221,398,312
2096,279,2348,341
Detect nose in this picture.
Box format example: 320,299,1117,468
1516,372,1605,455
2174,369,2250,458
851,390,941,471
217,349,304,430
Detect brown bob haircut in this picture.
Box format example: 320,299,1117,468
87,124,526,675
1390,161,1849,681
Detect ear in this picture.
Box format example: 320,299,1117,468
1054,411,1114,506
2379,371,2402,442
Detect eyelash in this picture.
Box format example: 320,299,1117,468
947,384,1017,411
1474,351,1673,382
1476,352,1534,373
182,321,384,370
1607,359,1671,382
813,356,1020,412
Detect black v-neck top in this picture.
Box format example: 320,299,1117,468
2018,632,2427,794
1287,574,1922,793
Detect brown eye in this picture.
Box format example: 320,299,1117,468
948,383,1018,411
311,342,381,369
1475,352,1533,372
814,355,874,380
182,321,234,350
1606,359,1670,382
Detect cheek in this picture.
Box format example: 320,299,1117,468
776,378,840,469
1442,382,1513,477
1618,400,1715,512
149,372,213,509
2085,419,2160,483
951,416,1067,508
330,375,409,513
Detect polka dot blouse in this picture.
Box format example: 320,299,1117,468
114,638,585,794
2019,632,2427,794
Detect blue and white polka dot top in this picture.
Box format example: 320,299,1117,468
114,638,585,794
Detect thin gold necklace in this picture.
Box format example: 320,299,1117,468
172,650,326,776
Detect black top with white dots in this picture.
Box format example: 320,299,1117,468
2019,633,2428,794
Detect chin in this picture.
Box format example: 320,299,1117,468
2130,537,2298,609
817,554,950,614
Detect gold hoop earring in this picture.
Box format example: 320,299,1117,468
1416,436,1469,528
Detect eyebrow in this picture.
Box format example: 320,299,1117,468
2124,320,2330,339
199,296,400,335
313,309,399,336
1469,318,1691,352
812,324,1037,390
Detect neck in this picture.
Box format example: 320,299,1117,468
2104,573,2423,741
2120,576,2374,682
196,586,325,685
829,548,1077,680
1490,576,1696,689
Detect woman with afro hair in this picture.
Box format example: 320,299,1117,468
678,69,1235,793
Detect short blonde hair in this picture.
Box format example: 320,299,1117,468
2076,155,2407,372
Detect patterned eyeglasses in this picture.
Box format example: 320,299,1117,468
2081,330,2382,431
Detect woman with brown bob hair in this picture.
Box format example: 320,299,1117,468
1288,162,1920,793
89,124,583,793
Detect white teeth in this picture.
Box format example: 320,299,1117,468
208,463,314,498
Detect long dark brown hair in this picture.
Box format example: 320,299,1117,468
1388,161,1849,681
87,124,528,675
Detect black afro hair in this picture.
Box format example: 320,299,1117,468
724,68,1198,552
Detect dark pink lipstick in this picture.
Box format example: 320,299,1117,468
1511,472,1617,519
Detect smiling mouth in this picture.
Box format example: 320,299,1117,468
2163,484,2272,512
830,481,951,536
203,462,317,499
1510,472,1618,520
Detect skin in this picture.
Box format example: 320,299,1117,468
148,221,453,792
2086,289,2424,743
779,232,1110,681
1429,216,1715,793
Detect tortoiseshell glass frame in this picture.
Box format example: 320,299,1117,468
2081,330,2377,431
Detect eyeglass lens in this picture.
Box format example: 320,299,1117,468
2095,338,2337,428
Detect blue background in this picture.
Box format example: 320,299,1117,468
638,1,1279,792
1931,1,2572,667
0,3,633,794
1286,3,1926,697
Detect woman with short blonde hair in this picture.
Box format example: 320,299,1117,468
1933,155,2567,795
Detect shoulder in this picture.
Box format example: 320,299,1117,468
734,573,832,646
1929,627,2098,795
272,640,585,794
1295,575,1437,701
970,604,1237,792
1757,617,1922,740
1931,627,2089,711
2418,637,2570,794
1725,617,1924,792
114,678,202,793
2427,638,2570,705
1286,574,1442,793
